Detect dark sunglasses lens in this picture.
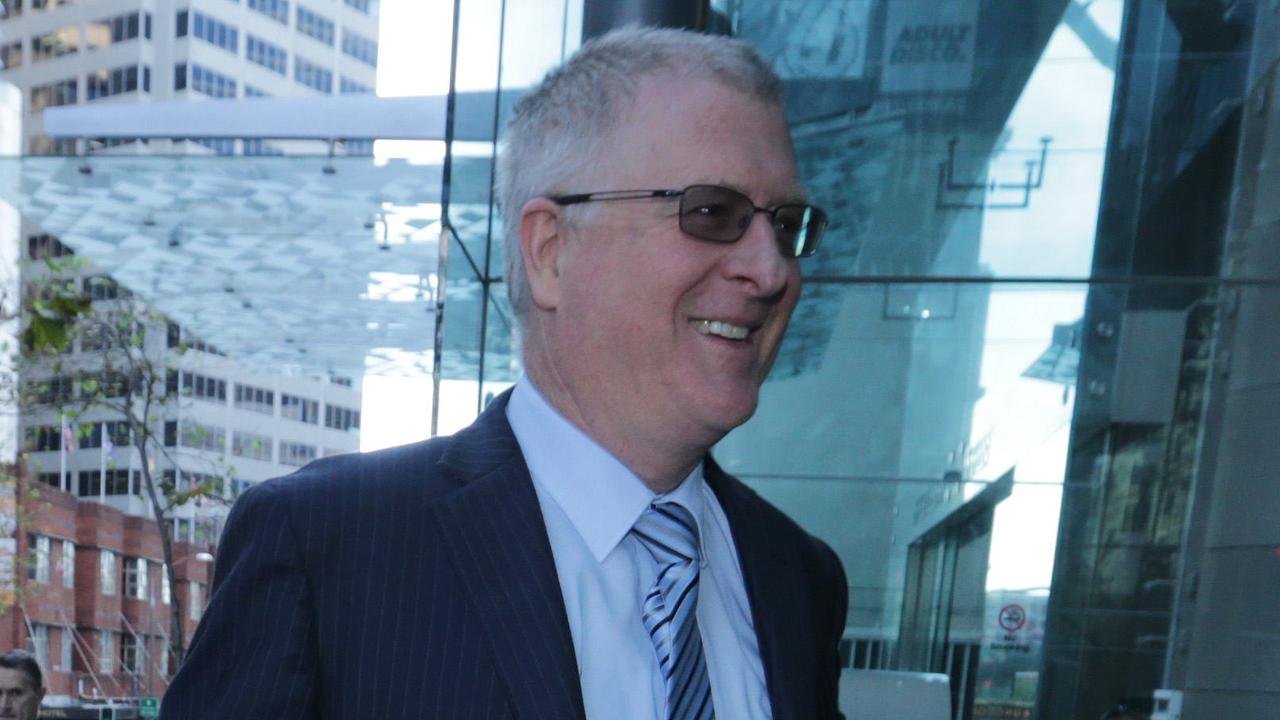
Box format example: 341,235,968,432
679,186,752,243
774,205,827,257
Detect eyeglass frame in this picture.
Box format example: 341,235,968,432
547,184,827,258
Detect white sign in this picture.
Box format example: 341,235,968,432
882,0,980,94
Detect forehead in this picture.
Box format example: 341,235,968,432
591,74,801,199
0,667,33,691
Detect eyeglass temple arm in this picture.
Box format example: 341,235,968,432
550,189,683,206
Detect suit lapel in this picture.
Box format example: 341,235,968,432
430,394,586,720
705,457,814,720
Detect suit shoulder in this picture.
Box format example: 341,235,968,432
247,434,459,505
715,471,844,578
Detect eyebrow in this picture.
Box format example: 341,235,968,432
710,180,807,207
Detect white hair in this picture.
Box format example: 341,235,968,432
495,26,785,327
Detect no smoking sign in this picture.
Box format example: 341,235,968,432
998,604,1027,632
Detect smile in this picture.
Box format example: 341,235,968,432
690,319,751,340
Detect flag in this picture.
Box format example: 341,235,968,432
60,416,76,452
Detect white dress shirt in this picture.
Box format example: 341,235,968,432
507,379,773,720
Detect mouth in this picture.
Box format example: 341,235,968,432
689,318,753,341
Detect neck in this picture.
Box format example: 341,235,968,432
522,361,709,495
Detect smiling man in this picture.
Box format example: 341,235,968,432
164,27,846,720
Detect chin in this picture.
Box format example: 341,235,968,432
700,393,761,436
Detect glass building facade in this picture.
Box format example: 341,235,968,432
436,1,1280,718
0,0,1276,717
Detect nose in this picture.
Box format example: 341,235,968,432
721,212,798,300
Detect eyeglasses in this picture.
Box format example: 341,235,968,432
549,184,827,258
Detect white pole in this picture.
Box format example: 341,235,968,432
59,414,68,493
99,422,107,501
127,426,136,497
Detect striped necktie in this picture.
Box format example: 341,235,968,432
631,502,715,720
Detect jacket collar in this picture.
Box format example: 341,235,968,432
431,391,587,720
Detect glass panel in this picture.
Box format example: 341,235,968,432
441,0,585,416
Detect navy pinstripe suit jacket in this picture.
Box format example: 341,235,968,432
160,392,847,719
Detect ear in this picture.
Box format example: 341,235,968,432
518,196,566,311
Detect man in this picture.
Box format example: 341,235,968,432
0,650,45,720
162,27,846,720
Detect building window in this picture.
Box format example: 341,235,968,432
234,384,274,414
62,541,75,588
77,420,131,449
339,77,371,95
60,627,72,672
280,394,319,424
27,375,73,404
278,441,317,467
192,11,239,53
246,35,287,75
181,373,227,402
26,425,61,452
190,64,237,98
27,624,49,669
181,422,226,453
1,41,22,68
161,568,171,605
174,62,187,91
244,85,270,98
232,431,273,462
324,405,361,431
176,10,188,37
37,473,61,489
87,11,149,49
32,25,80,62
99,630,115,673
30,78,77,112
294,56,332,94
189,582,204,621
87,64,150,100
340,30,377,66
27,534,50,584
164,420,177,447
82,274,127,300
296,6,334,45
77,470,129,496
343,0,372,13
123,557,148,600
27,234,75,260
120,634,141,674
100,551,116,595
248,0,289,24
243,138,282,155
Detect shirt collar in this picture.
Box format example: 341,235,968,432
506,377,705,564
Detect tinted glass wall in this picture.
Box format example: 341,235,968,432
441,1,1279,718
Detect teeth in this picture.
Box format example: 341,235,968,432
691,319,750,340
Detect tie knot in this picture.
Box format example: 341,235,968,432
632,501,701,566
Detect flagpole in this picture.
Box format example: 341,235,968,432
59,414,68,493
100,421,107,502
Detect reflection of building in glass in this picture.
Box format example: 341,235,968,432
436,2,1280,719
0,0,378,156
0,0,374,711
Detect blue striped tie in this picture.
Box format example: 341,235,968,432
632,502,715,720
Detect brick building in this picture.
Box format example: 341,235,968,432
2,474,213,715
